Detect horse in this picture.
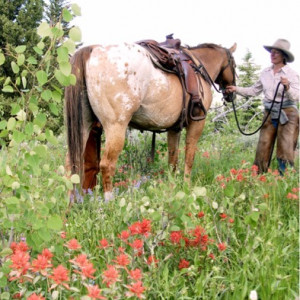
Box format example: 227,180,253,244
65,42,237,202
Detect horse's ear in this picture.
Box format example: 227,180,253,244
229,43,237,53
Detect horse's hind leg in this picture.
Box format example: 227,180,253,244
82,121,102,191
167,130,181,171
100,124,127,202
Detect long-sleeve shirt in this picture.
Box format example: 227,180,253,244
235,65,299,104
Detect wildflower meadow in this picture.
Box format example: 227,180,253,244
0,3,299,300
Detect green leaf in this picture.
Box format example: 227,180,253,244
70,174,80,184
47,215,63,231
0,120,7,130
34,113,47,128
63,39,76,54
2,85,14,93
38,227,52,241
11,61,19,74
62,8,73,22
59,61,71,76
0,52,5,65
37,22,51,37
193,186,207,197
250,211,260,222
224,183,235,197
17,54,25,66
12,130,25,143
71,3,81,16
49,103,59,116
69,26,82,42
22,76,27,89
36,70,48,86
15,45,26,53
151,211,161,221
52,90,62,102
54,70,70,86
41,89,52,101
37,41,45,50
7,118,16,130
27,56,37,65
57,46,69,63
33,46,43,55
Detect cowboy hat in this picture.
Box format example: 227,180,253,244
263,39,294,62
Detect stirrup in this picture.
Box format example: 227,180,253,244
189,101,207,121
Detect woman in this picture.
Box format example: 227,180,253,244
226,39,299,173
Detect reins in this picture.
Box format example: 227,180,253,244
231,82,284,136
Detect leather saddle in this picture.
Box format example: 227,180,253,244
136,34,207,127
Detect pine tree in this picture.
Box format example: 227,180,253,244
234,50,262,129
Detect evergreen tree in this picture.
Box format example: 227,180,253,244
234,50,262,129
45,0,70,30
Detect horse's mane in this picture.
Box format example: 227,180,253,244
187,43,222,50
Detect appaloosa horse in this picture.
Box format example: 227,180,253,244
65,42,237,202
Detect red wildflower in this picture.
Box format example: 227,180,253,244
114,254,130,266
216,174,225,181
70,254,88,268
86,285,106,299
219,213,227,219
178,259,190,270
197,211,205,218
10,251,30,273
259,175,267,182
49,265,69,285
119,230,130,240
220,182,226,189
251,165,259,172
31,254,53,274
236,173,244,181
292,187,300,193
10,241,29,254
80,262,96,279
27,293,45,300
99,239,111,249
218,242,227,251
12,293,21,299
147,255,159,266
128,268,142,281
287,192,298,200
141,219,151,236
202,151,210,158
102,265,119,287
65,238,81,250
130,239,144,250
228,218,234,223
41,248,53,260
126,281,146,299
128,222,143,235
170,231,182,244
208,253,215,260
230,168,238,175
60,231,67,239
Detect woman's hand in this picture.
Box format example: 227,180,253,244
280,77,290,90
226,85,237,93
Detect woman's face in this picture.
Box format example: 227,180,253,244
270,49,284,65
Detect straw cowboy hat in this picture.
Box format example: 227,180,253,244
263,39,294,62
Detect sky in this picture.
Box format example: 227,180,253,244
70,0,300,75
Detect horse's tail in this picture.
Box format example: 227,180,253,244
65,46,94,178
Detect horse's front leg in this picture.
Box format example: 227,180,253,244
100,124,127,202
184,121,206,182
167,130,181,171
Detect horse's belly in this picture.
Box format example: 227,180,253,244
131,101,182,130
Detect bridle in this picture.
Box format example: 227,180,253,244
188,47,236,102
215,48,236,102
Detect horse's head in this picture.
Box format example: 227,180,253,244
215,43,237,102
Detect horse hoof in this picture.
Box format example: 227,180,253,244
104,191,114,203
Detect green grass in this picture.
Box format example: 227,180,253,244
0,128,299,299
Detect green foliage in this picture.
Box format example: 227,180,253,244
0,4,81,253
